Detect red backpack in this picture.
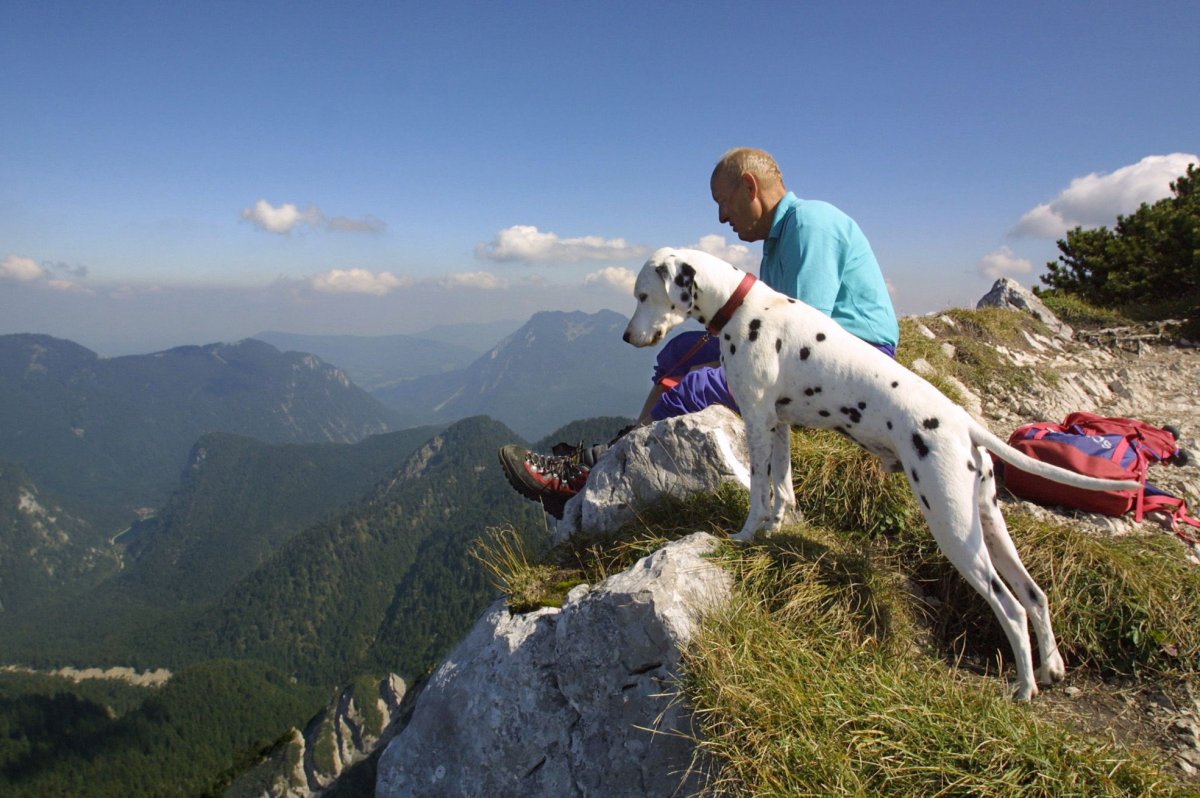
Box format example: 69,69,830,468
1000,412,1199,542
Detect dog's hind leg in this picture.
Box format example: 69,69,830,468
975,449,1065,686
916,465,1040,700
768,422,796,526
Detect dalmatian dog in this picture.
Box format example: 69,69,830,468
623,247,1143,701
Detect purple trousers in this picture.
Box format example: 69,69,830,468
650,330,896,421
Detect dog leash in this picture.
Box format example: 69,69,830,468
656,334,715,390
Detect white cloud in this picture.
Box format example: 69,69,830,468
978,246,1034,280
1,255,46,282
241,200,324,234
45,279,92,294
477,225,650,263
310,268,413,296
1013,153,1198,238
438,271,509,290
583,266,636,294
687,234,756,270
241,200,384,235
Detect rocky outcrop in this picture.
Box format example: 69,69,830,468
375,533,732,798
227,674,406,798
554,405,750,542
976,276,1074,340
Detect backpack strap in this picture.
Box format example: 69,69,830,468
1141,493,1200,544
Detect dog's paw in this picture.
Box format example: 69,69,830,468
1011,680,1038,702
731,518,765,543
1036,651,1066,686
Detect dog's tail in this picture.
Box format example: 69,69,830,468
968,421,1142,492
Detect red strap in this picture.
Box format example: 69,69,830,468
706,273,757,334
656,334,713,389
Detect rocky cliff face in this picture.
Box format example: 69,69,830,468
228,674,406,798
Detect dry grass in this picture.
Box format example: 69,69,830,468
683,530,1188,797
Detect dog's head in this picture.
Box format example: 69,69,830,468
623,247,698,347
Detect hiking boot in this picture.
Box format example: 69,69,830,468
550,441,612,468
498,445,590,520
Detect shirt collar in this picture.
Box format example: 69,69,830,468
767,191,800,241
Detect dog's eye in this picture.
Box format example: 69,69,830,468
638,293,648,302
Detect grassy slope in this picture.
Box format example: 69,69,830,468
484,306,1200,797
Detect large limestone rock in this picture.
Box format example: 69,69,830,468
555,405,750,542
976,276,1074,340
375,532,733,798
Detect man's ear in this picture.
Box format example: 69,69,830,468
742,170,759,201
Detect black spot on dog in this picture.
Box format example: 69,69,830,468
990,578,1004,595
818,410,831,417
729,344,737,355
680,262,696,278
816,333,826,342
776,396,792,405
857,401,867,410
1027,586,1042,607
891,381,899,388
911,468,919,483
800,347,810,360
923,418,940,430
767,463,772,476
912,433,930,458
776,338,782,353
967,461,977,472
992,492,999,507
787,298,796,303
804,388,816,396
921,494,931,510
697,315,706,325
723,333,731,341
886,421,893,430
748,319,761,341
839,407,862,424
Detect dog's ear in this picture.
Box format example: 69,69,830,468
674,262,695,289
655,263,670,283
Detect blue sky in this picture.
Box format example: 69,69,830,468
2,1,1196,355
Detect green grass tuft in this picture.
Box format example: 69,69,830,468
684,534,1186,797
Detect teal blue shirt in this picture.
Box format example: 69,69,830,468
760,192,899,347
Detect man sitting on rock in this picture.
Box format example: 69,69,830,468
500,147,901,518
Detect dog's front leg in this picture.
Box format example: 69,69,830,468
731,412,776,543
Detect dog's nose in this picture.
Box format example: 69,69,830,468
622,330,632,343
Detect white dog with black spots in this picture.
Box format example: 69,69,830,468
623,247,1142,701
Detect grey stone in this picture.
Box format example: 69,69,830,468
375,533,732,798
554,405,750,542
976,277,1074,340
